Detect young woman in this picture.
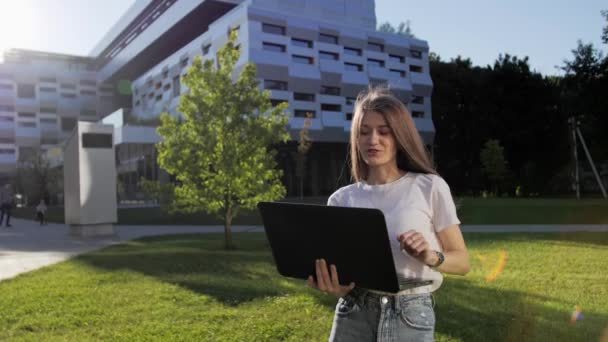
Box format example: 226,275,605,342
308,87,470,341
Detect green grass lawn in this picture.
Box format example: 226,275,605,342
1,232,607,341
12,197,608,225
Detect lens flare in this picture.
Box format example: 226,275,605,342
480,250,508,283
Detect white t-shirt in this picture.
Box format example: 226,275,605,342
327,172,461,294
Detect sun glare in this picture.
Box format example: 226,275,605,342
0,2,37,57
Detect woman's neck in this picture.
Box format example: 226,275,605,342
366,167,406,185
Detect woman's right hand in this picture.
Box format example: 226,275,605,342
307,258,355,298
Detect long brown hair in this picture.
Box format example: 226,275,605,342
350,86,436,182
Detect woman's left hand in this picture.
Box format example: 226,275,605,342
397,230,436,266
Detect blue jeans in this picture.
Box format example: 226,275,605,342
329,288,435,342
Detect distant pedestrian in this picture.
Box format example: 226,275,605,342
36,199,47,225
0,184,14,227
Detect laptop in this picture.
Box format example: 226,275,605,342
258,201,404,293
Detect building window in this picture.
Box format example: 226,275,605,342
202,44,211,55
264,80,288,90
262,23,285,35
0,84,13,90
411,50,422,59
321,104,341,112
17,84,36,98
40,118,57,124
263,42,286,53
389,54,405,63
294,93,315,102
41,137,58,144
292,38,313,48
18,112,36,118
155,94,162,102
39,87,56,93
345,97,356,105
61,118,76,131
0,116,14,121
40,107,56,113
80,90,96,96
412,111,424,118
319,33,338,44
180,58,188,68
409,65,423,73
172,76,180,97
345,63,363,72
346,113,353,120
0,105,15,112
294,110,316,118
60,83,77,90
163,83,170,91
344,47,362,56
367,59,385,68
270,99,286,107
390,69,406,78
320,86,340,96
155,82,162,90
0,149,15,155
18,122,36,128
162,70,169,79
412,96,424,104
228,25,240,36
292,55,314,64
367,42,384,52
319,51,339,60
61,93,77,99
81,109,96,116
0,137,14,143
40,77,56,83
80,80,96,86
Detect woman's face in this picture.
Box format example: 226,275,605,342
357,111,398,169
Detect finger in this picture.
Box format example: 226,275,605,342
412,242,428,256
330,264,341,288
397,230,416,242
346,282,356,292
320,259,333,291
315,259,327,291
307,275,316,289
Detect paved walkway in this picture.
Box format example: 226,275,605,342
1,218,607,282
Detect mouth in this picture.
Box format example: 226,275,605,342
367,148,381,156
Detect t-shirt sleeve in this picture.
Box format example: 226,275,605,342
431,176,461,232
327,192,341,206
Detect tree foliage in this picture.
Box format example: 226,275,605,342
480,139,507,194
155,31,289,248
377,21,414,37
14,148,63,205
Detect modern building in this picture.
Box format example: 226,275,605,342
0,0,434,198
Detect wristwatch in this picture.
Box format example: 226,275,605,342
429,251,445,268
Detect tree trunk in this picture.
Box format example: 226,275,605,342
224,205,234,249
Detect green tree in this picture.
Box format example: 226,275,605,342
601,10,607,44
377,21,414,37
480,139,507,194
14,147,62,205
156,31,289,249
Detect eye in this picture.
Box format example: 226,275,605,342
360,130,369,136
379,128,392,135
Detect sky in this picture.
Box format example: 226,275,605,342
0,0,605,76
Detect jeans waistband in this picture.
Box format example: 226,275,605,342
347,287,433,310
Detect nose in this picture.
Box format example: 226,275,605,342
369,130,380,144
